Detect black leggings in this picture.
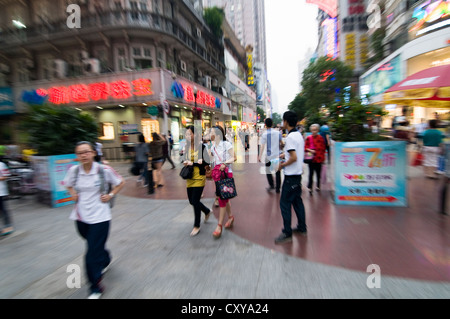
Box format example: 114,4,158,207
187,187,210,228
307,162,322,189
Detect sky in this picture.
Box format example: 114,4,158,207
264,0,319,115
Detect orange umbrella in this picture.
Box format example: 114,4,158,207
383,64,450,108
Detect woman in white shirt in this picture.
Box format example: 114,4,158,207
64,141,124,299
0,161,13,236
210,125,235,239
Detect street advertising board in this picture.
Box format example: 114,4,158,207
49,154,78,207
334,141,407,207
33,154,78,208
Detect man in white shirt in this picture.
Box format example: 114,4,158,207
258,118,282,193
275,111,307,244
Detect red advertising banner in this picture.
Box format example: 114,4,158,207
306,0,337,18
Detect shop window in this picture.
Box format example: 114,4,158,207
134,58,153,70
130,1,139,20
133,47,142,56
99,122,115,140
141,119,160,142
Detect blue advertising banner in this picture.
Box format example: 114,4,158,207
0,87,15,115
49,154,78,208
360,55,402,97
334,141,408,207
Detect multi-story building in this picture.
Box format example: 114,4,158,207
0,0,231,149
313,0,368,85
222,18,257,131
203,0,270,116
360,0,450,127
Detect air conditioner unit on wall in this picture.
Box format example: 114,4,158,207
197,69,203,77
180,60,187,72
84,58,100,74
196,28,202,38
79,50,89,62
53,59,68,78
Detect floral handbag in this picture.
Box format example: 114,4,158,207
215,170,237,200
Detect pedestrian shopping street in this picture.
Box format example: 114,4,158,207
119,154,450,282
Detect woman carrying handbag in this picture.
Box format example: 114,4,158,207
210,125,236,239
183,125,212,237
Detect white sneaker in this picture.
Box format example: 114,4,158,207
87,292,102,299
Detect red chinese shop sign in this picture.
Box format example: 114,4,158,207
35,78,153,105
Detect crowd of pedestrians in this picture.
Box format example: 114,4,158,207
31,110,443,299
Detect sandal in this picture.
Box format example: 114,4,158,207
224,216,234,229
212,224,222,239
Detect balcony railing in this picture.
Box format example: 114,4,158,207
0,9,225,74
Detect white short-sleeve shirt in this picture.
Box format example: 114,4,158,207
211,140,233,172
63,162,123,224
260,128,282,161
0,162,11,197
283,130,305,176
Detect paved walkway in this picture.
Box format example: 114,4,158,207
0,155,449,299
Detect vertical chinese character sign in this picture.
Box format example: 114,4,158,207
334,141,408,207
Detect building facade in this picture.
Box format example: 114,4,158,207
203,0,270,116
360,0,450,127
0,0,231,149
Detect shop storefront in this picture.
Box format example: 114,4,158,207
360,24,450,128
12,68,229,150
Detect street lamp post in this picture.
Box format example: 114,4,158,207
193,86,198,109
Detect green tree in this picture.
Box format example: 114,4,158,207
363,27,386,70
327,99,388,142
301,56,354,114
257,106,265,123
288,93,307,122
20,104,98,156
272,113,282,126
203,7,224,39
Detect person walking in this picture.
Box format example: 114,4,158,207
305,124,326,195
149,132,166,188
274,111,307,244
63,141,124,299
0,160,13,236
422,119,444,179
168,130,174,154
134,134,149,186
319,122,331,164
183,125,212,236
210,125,235,239
258,118,282,193
95,140,104,163
162,133,176,169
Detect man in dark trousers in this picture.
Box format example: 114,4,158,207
162,133,176,169
275,111,307,244
258,118,282,193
